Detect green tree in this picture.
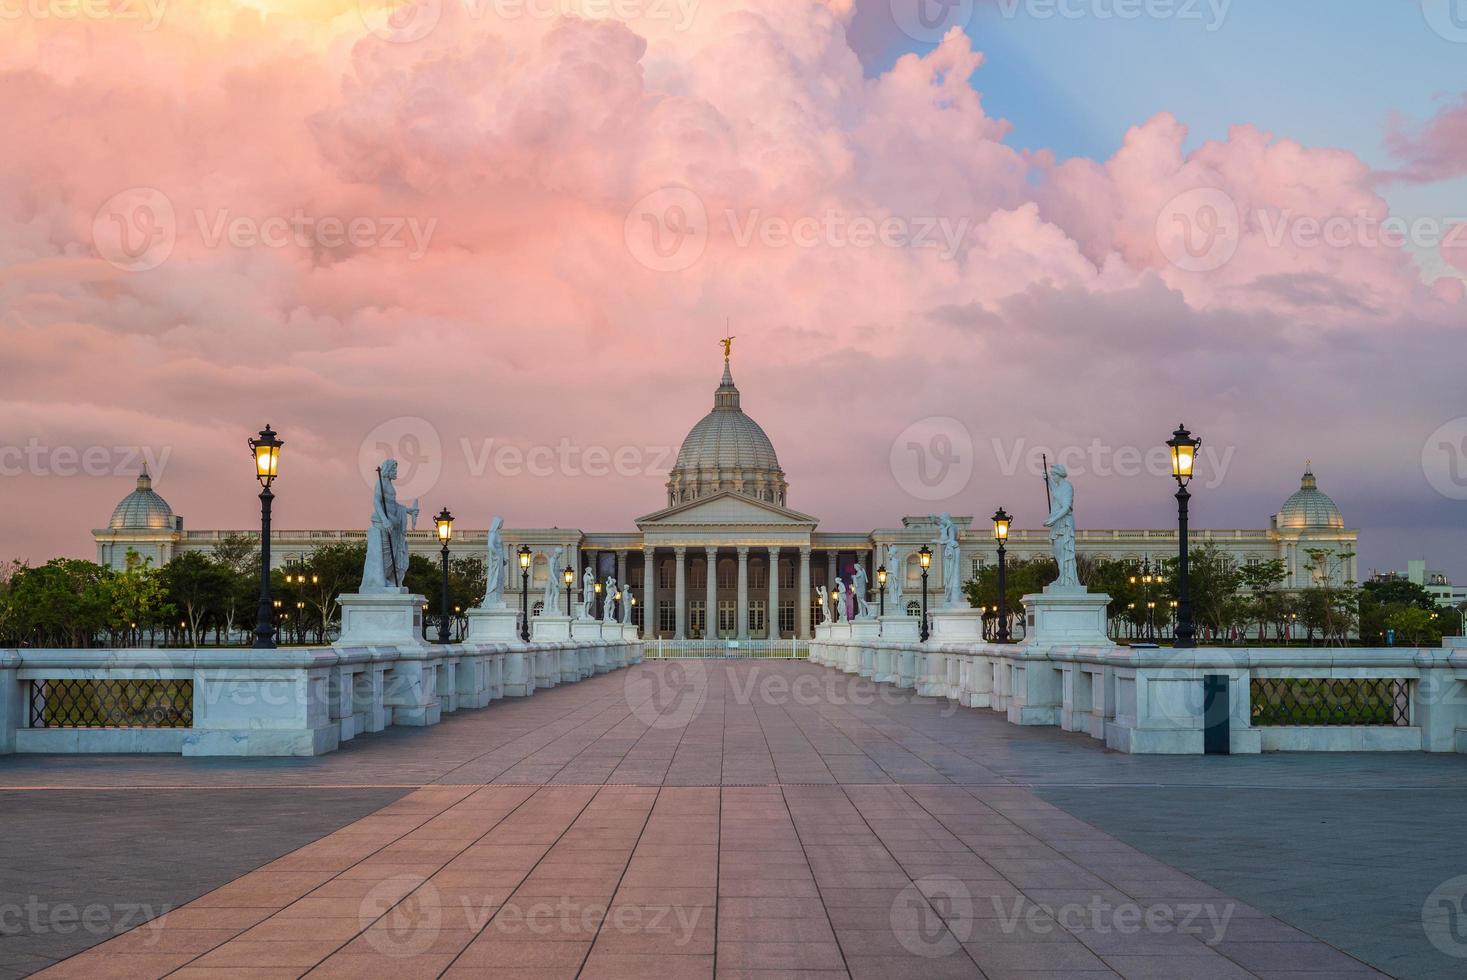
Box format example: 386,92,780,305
1386,605,1440,646
110,550,167,645
211,533,257,641
161,552,231,645
1301,548,1359,646
9,558,115,647
964,557,1056,639
1238,559,1287,642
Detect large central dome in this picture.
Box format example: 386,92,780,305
666,359,788,508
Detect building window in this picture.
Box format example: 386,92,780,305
717,559,735,590
905,601,920,617
970,556,987,578
657,601,675,635
691,563,707,590
658,560,673,590
718,600,735,637
749,600,767,637
779,561,795,589
532,601,544,618
690,600,706,637
750,562,767,590
779,600,795,636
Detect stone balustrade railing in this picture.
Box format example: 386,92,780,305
0,622,642,757
809,620,1467,754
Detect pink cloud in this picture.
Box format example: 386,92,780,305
0,1,1459,571
1384,94,1467,183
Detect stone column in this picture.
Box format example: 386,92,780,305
736,546,750,640
768,546,781,641
674,547,687,640
616,550,628,619
826,551,837,588
643,547,656,638
705,546,718,640
798,546,811,640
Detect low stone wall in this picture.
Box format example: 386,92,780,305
810,627,1467,755
0,632,642,758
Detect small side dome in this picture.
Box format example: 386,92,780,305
109,466,176,530
1277,462,1344,529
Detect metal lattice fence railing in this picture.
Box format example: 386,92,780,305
1249,677,1409,727
29,679,194,729
643,639,809,660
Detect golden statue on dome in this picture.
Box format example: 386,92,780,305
720,335,735,361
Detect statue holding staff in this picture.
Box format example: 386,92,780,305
1044,464,1080,588
929,512,963,608
541,547,564,611
361,459,419,593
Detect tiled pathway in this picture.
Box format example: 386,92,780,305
8,661,1458,977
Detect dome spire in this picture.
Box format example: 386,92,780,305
1301,460,1316,489
714,333,740,411
137,462,152,491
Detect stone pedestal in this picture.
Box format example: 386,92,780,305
466,607,524,644
531,615,570,689
929,607,984,644
571,621,603,681
338,591,428,647
850,620,880,678
533,615,573,643
1022,586,1112,646
880,616,920,642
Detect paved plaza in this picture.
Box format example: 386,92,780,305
4,661,1466,978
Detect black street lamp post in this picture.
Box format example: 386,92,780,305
518,546,533,642
876,565,887,618
434,508,454,643
564,565,575,617
1167,424,1200,648
248,424,282,650
918,545,932,642
992,508,1012,643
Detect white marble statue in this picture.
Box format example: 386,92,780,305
479,516,506,609
580,566,597,620
931,512,963,608
603,576,617,621
620,585,633,625
815,586,830,625
834,579,846,622
360,459,419,593
1044,464,1080,588
884,544,905,613
541,547,564,612
852,564,873,620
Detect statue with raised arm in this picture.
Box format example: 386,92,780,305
479,516,506,609
603,576,618,621
541,547,564,611
852,564,872,619
930,512,962,608
580,566,597,620
1044,464,1080,589
361,459,419,593
884,544,905,612
815,586,830,625
834,579,846,622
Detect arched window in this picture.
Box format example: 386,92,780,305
532,601,544,618
905,601,921,617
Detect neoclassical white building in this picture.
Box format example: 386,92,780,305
95,356,1358,640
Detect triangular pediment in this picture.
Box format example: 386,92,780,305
637,491,818,528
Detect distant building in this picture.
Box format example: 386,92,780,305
1370,560,1467,609
95,356,1360,638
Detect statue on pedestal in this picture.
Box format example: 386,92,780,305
834,579,846,622
1044,464,1080,588
930,512,963,607
815,586,830,625
884,544,905,612
603,576,618,621
361,459,419,593
541,547,564,611
852,564,872,620
580,566,597,620
621,586,634,625
479,516,506,609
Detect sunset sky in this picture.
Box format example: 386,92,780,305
3,0,1464,575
